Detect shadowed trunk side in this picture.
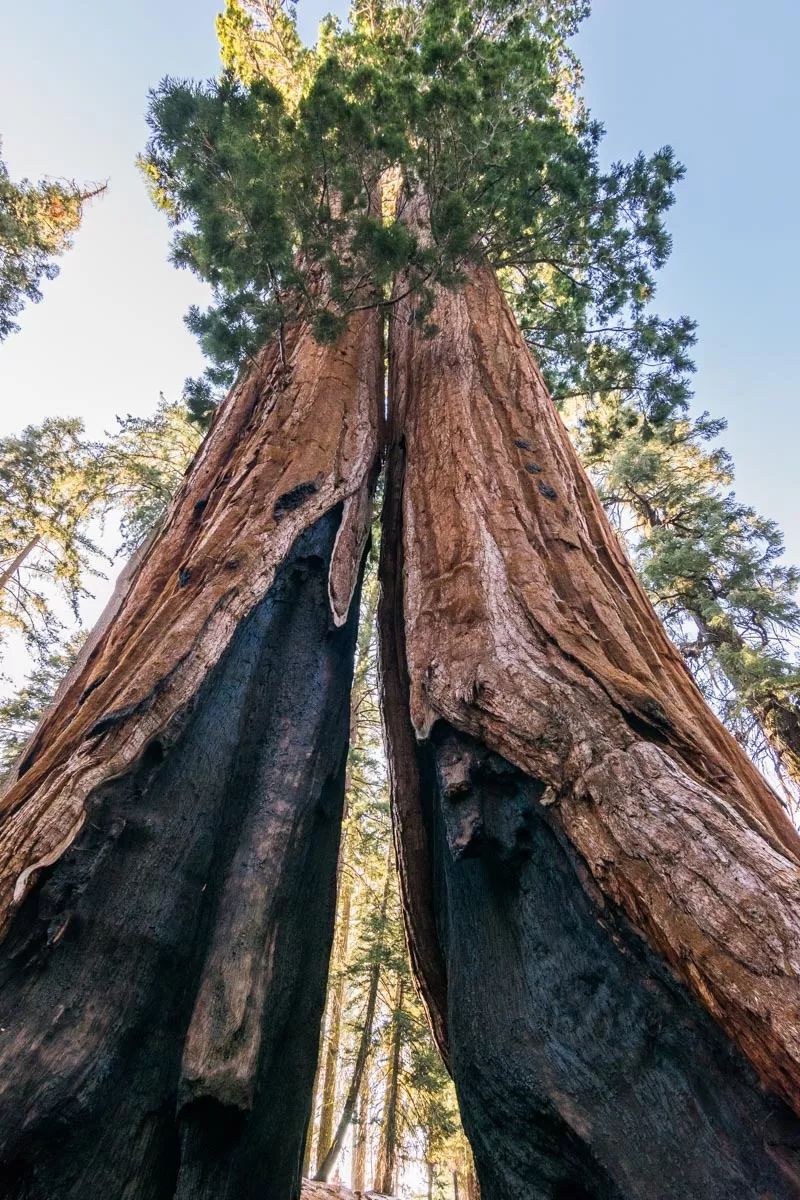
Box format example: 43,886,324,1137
426,724,800,1199
0,509,363,1199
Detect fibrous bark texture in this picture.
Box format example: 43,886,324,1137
0,307,380,935
0,509,360,1199
379,239,800,1191
429,726,800,1198
0,309,381,1199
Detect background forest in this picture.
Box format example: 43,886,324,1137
1,1,799,1196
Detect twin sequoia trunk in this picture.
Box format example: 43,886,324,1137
0,308,381,1199
4,220,800,1200
379,259,800,1197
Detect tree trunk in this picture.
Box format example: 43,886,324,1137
304,1034,322,1178
317,864,354,1170
379,213,800,1196
0,534,40,594
426,1161,434,1200
352,1065,371,1193
0,306,382,1199
315,863,390,1182
374,976,404,1196
760,697,800,790
317,567,381,1170
464,1161,479,1200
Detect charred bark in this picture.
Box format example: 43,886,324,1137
0,509,362,1199
0,303,381,1198
427,724,800,1199
379,202,800,1193
0,305,380,939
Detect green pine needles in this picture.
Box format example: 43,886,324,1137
140,0,684,420
0,142,103,341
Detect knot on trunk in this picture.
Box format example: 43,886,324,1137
433,727,545,871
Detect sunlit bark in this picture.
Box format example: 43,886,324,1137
0,306,382,1199
380,199,800,1196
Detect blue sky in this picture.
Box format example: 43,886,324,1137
1,0,797,577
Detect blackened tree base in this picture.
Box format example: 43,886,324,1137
426,726,800,1200
0,510,361,1200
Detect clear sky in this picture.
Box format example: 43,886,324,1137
1,0,798,580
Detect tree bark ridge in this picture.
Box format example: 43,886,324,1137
0,307,381,938
380,230,800,1119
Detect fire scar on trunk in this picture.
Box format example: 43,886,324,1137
381,249,800,1116
0,306,381,939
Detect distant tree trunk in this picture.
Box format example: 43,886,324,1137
464,1159,479,1200
0,534,40,594
426,1161,434,1200
352,1065,371,1193
375,976,405,1195
380,206,800,1197
317,868,353,1171
315,863,390,1182
761,698,800,789
0,306,381,1200
317,571,380,1174
304,1038,322,1177
452,1171,460,1200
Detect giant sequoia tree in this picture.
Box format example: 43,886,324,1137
2,2,800,1199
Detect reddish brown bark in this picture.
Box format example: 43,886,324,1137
0,309,382,1199
0,309,381,935
380,213,800,1143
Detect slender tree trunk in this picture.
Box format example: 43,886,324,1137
374,976,404,1195
760,698,800,789
303,1042,322,1178
452,1171,460,1200
0,306,382,1199
315,864,391,1182
317,866,354,1169
426,1161,434,1200
0,533,40,594
464,1156,479,1200
380,203,800,1197
352,1064,370,1193
316,569,380,1175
